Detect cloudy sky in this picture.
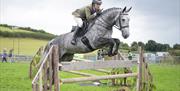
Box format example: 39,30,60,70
0,0,180,46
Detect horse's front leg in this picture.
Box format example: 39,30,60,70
97,37,116,56
112,38,120,55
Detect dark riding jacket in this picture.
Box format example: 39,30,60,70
72,4,100,22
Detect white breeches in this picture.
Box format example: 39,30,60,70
73,16,83,27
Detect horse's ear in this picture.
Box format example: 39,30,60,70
122,6,127,13
126,7,132,13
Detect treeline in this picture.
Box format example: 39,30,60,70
0,24,47,33
0,24,57,40
120,40,180,52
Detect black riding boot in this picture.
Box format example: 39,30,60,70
71,27,81,45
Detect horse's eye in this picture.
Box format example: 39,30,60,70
122,19,125,22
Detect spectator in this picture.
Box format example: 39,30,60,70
2,49,7,63
97,49,105,61
128,50,133,60
9,49,14,63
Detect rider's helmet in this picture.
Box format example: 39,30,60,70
92,0,102,5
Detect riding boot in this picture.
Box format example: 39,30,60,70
71,26,81,45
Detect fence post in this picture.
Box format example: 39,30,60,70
52,45,59,91
49,51,53,91
136,47,143,91
43,61,48,91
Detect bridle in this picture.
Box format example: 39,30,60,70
96,12,129,31
114,13,129,30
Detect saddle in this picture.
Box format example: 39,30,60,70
71,22,89,37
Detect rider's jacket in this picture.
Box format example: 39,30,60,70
72,4,101,22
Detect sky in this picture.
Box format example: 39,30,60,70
0,0,180,46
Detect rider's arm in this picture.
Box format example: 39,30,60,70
85,7,96,21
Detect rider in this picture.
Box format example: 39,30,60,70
71,0,103,45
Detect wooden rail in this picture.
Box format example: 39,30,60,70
60,60,137,71
62,73,138,84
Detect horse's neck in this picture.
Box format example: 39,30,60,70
97,10,120,27
86,9,120,37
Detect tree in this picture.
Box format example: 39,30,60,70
173,44,180,49
156,43,163,51
162,44,170,51
131,41,138,51
145,40,157,52
138,41,145,49
121,43,129,50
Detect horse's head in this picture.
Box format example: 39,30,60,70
114,7,131,39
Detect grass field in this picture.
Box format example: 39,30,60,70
0,37,48,56
150,64,180,91
0,62,180,91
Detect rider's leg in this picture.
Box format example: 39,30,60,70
71,26,81,45
71,17,83,45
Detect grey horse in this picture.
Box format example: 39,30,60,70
45,7,131,62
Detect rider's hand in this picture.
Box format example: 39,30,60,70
97,8,103,13
99,8,103,12
96,9,103,16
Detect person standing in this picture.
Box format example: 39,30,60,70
2,49,7,63
9,49,14,63
128,50,133,60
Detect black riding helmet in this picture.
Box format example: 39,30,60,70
92,0,102,5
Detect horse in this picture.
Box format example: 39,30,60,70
44,7,131,62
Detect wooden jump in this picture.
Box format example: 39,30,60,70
31,46,153,91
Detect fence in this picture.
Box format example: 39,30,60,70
30,46,153,91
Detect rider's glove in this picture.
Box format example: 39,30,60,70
96,9,103,16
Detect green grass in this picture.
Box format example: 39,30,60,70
0,63,180,91
0,37,48,56
0,62,32,91
149,64,180,91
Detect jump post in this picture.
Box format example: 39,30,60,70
31,45,153,91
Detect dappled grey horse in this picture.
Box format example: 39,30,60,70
45,7,131,62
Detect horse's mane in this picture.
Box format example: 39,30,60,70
100,7,122,16
89,7,122,25
92,7,122,22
